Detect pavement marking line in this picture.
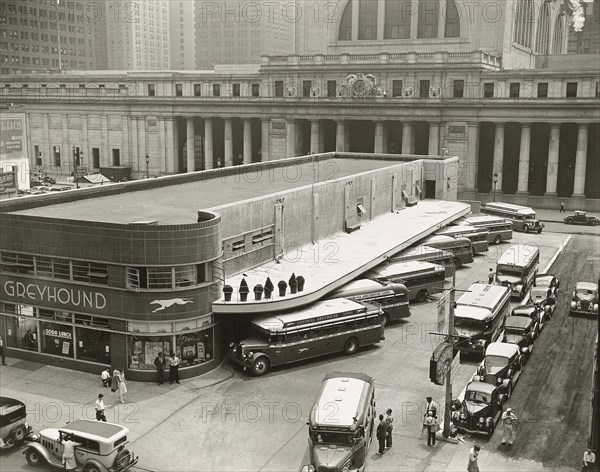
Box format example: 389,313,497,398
256,422,307,472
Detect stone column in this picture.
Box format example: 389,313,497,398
204,118,213,170
157,118,165,176
402,122,413,154
310,120,320,154
374,121,384,153
382,122,388,153
377,0,385,40
62,114,70,170
335,121,345,152
122,115,129,167
437,0,447,38
81,115,89,170
464,123,479,192
492,123,505,193
516,124,531,194
286,119,295,158
186,117,195,173
261,119,270,161
130,117,138,171
572,124,589,197
344,121,350,151
224,118,233,167
101,114,109,167
410,1,419,39
545,124,560,195
138,117,146,171
244,119,253,164
165,117,175,174
43,113,51,168
351,0,359,41
428,122,440,155
318,121,325,153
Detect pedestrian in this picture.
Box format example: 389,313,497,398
95,394,109,422
488,268,495,285
0,335,6,365
112,369,127,404
24,329,35,348
169,351,180,384
101,368,112,387
560,201,565,213
501,407,518,446
62,434,82,470
385,408,394,449
468,444,481,472
376,414,387,455
424,410,437,447
425,396,438,420
583,447,596,471
154,351,166,385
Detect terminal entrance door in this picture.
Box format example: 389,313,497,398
425,180,436,199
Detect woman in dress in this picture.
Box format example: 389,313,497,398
114,368,127,404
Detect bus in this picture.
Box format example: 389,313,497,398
480,202,545,234
496,244,540,300
435,225,489,254
328,279,410,326
454,215,513,245
419,234,474,269
453,283,511,357
303,372,376,472
391,245,455,277
366,260,446,303
228,298,384,376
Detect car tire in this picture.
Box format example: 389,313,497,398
114,448,132,469
416,289,428,303
382,313,391,328
537,228,543,234
523,224,529,233
453,258,462,270
344,337,359,355
486,418,495,435
25,448,44,466
494,235,502,245
251,357,270,376
84,464,102,472
12,426,26,442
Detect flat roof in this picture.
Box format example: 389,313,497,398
314,376,370,427
485,342,519,358
60,419,126,439
505,316,533,329
12,158,399,225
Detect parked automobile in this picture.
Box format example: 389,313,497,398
529,286,557,316
451,381,505,436
512,304,549,331
564,210,600,226
23,419,137,471
0,397,36,450
474,342,523,397
503,316,537,363
534,273,560,293
570,282,599,316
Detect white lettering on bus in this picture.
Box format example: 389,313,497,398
3,281,107,311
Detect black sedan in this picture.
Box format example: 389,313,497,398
564,211,600,226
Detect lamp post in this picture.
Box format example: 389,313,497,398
145,154,150,179
493,172,499,202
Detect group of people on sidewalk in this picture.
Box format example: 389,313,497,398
376,408,394,455
153,351,181,385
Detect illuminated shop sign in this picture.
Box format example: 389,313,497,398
44,328,72,339
2,281,107,310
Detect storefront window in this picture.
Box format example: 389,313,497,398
128,335,172,370
3,309,38,352
40,321,74,358
76,327,110,364
176,327,214,367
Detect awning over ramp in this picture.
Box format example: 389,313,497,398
212,200,470,315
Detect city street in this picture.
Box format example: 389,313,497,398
1,228,594,472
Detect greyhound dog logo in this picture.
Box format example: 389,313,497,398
150,298,193,313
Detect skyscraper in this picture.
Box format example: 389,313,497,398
0,0,106,75
169,0,196,70
105,0,170,70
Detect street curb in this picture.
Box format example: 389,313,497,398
542,235,571,273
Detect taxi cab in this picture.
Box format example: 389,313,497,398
23,419,137,472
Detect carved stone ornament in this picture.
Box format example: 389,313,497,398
346,73,378,97
285,84,297,97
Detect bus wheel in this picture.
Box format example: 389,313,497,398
494,235,501,245
522,224,529,233
453,258,461,271
416,289,428,303
344,337,359,355
251,357,270,376
382,313,390,328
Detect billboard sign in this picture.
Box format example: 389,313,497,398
0,114,27,161
0,171,16,193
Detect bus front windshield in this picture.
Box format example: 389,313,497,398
249,325,273,344
311,430,353,446
496,265,523,277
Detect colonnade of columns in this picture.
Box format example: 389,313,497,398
488,121,591,197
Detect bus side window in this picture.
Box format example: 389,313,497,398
287,331,300,343
322,325,334,337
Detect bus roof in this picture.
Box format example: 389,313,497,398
497,244,539,267
420,234,471,246
367,260,444,280
252,298,368,332
394,245,453,261
460,215,511,226
483,202,536,216
329,279,406,299
454,305,492,320
456,283,510,310
436,225,489,236
311,373,374,428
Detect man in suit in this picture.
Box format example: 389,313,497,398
376,414,387,455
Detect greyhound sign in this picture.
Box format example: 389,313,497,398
150,298,193,313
